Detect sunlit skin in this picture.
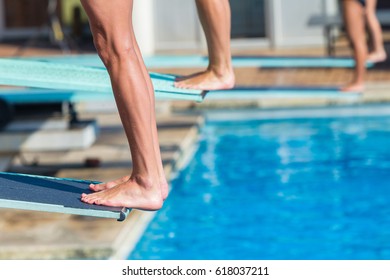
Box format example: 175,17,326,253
85,0,235,206
365,0,387,63
341,0,367,93
80,0,167,210
174,0,235,91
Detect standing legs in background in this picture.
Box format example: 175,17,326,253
174,0,235,90
341,0,367,92
365,0,387,63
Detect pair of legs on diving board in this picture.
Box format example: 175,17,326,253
79,0,234,209
342,0,387,92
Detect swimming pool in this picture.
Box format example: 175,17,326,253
129,105,390,260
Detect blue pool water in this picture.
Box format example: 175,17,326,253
129,108,390,260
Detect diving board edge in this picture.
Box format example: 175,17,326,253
0,198,130,221
0,88,207,103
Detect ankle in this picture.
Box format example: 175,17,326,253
208,64,234,79
132,174,158,190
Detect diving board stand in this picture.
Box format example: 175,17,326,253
0,58,205,152
0,118,98,153
0,172,130,221
0,156,13,172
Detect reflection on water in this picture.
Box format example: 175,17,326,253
130,115,390,260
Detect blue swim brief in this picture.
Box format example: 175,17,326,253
357,0,366,6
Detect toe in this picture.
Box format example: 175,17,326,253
174,82,182,88
94,199,104,205
81,194,90,203
81,193,97,204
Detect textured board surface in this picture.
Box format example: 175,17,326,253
0,172,130,221
0,59,205,102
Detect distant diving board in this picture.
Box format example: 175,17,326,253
207,86,361,100
0,86,361,106
0,172,130,221
24,54,374,68
0,58,206,102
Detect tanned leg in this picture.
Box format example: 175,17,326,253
89,30,168,200
80,0,164,209
341,0,367,92
174,0,235,90
365,0,387,63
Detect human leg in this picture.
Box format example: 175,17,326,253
89,27,168,200
341,0,367,92
80,0,164,209
365,0,387,62
174,0,235,90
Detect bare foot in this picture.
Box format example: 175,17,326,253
340,82,365,93
90,176,169,200
81,175,163,210
89,175,130,192
174,69,235,91
367,51,387,63
160,181,169,200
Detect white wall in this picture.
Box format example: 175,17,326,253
153,0,202,51
323,0,339,16
133,0,156,55
133,0,202,54
269,0,336,48
150,0,337,51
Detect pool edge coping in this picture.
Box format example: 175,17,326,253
108,115,204,260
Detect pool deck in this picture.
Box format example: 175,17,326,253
1,44,390,259
0,111,203,259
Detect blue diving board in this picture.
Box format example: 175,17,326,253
0,172,130,221
0,87,200,103
0,58,206,102
0,86,361,105
23,54,374,68
207,86,361,100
